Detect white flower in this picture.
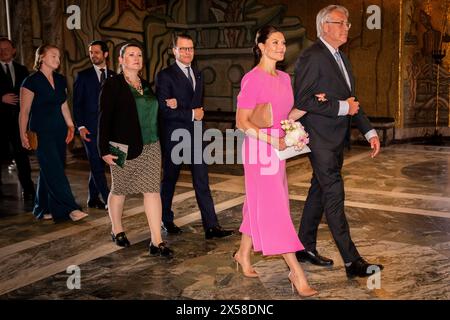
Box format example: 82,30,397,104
281,119,309,147
285,130,301,146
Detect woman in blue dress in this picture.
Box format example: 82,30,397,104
19,44,88,222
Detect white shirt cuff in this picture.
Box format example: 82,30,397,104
338,100,349,116
364,129,378,141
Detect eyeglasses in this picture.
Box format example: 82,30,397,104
176,47,194,52
325,21,352,29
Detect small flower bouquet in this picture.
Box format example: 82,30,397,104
274,119,311,160
280,119,309,151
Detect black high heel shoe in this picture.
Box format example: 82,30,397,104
111,231,131,247
149,242,173,258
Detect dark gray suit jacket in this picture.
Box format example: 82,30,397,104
294,39,373,151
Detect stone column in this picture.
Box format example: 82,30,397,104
9,0,64,70
0,0,8,38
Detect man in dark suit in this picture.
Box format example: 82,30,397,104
0,37,35,200
291,5,383,278
155,34,233,239
73,40,115,210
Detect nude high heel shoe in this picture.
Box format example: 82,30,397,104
69,210,88,222
232,251,258,278
288,271,318,297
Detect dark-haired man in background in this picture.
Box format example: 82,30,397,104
73,40,115,210
0,37,35,201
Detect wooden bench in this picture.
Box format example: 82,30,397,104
204,112,395,146
204,111,236,130
351,116,395,147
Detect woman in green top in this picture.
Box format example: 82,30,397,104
98,43,172,257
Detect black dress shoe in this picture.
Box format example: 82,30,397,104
87,198,107,210
149,242,173,257
111,231,131,247
345,257,384,278
205,226,234,239
296,250,334,266
162,221,183,234
8,162,16,171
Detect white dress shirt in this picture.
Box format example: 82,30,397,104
1,61,16,87
176,60,196,90
93,64,107,82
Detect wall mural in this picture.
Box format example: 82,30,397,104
403,0,450,129
11,0,446,134
63,0,310,113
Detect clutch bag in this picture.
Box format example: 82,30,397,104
109,141,129,168
275,145,311,160
249,102,273,128
26,130,38,150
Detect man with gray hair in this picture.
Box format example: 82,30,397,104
290,5,383,278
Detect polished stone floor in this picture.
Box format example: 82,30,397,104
0,144,449,300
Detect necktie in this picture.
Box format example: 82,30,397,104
186,66,194,88
99,68,106,83
333,51,350,88
5,63,13,88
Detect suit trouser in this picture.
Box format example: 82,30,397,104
1,109,34,193
160,137,218,230
83,134,109,203
299,147,360,263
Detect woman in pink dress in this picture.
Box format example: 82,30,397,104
234,26,317,297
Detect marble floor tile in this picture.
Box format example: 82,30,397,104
0,144,449,300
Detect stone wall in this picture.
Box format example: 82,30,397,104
260,0,401,121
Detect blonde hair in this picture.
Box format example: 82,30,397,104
117,42,143,73
33,44,59,71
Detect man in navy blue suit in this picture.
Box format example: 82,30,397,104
155,34,233,239
73,40,115,210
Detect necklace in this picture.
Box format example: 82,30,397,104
124,74,143,95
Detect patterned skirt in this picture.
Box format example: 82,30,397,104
110,142,161,195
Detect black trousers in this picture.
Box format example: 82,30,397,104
0,109,34,193
160,131,218,231
299,147,360,263
82,133,109,203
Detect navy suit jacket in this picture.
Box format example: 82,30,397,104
294,39,373,151
155,62,203,141
73,66,115,135
0,61,29,113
